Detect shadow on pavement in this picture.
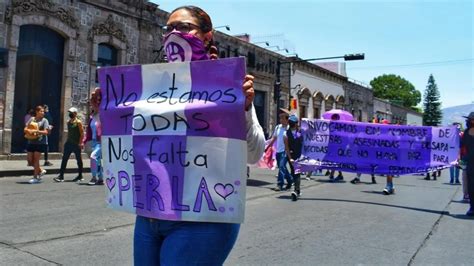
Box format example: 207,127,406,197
15,181,34,184
442,182,462,186
448,214,474,220
451,200,470,204
315,179,347,184
360,190,386,195
276,196,452,216
246,179,273,187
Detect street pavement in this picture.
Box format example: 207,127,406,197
1,165,473,265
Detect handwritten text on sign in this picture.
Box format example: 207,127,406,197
295,119,460,175
98,58,247,223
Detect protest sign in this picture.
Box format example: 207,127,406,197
295,119,460,175
98,57,247,223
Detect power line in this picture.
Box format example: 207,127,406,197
348,58,473,70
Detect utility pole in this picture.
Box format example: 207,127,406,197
274,61,281,124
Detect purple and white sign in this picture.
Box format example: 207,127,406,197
98,58,247,223
295,119,460,175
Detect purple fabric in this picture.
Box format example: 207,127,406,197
322,109,354,121
164,32,210,62
133,135,187,220
98,65,143,136
295,119,460,175
186,58,246,140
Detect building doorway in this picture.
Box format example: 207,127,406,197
11,25,64,153
253,90,267,137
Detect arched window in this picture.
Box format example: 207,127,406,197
335,95,345,109
325,95,335,111
98,43,117,67
312,92,324,119
298,87,311,118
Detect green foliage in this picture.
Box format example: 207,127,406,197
370,74,421,108
422,74,442,126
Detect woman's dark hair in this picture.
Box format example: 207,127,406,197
35,105,44,113
170,5,213,33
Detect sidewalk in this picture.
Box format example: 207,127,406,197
0,157,91,178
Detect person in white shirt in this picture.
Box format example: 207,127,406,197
266,112,293,191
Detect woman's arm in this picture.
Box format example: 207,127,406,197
243,74,265,164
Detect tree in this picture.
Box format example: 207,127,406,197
422,74,442,126
370,74,421,108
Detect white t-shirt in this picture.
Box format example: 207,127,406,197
273,124,288,153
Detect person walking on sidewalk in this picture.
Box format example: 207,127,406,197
53,107,84,182
266,112,293,191
284,115,303,201
461,112,474,216
24,105,50,184
42,104,54,166
83,88,104,186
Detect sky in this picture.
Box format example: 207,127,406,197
154,0,473,109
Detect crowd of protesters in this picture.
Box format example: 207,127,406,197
264,110,473,216
15,5,472,265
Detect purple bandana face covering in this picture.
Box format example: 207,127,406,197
164,31,210,62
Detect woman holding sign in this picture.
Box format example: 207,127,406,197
132,6,265,265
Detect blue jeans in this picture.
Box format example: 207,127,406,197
276,151,292,187
449,166,460,182
134,216,240,265
90,140,102,179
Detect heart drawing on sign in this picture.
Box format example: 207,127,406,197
106,177,116,192
214,183,235,200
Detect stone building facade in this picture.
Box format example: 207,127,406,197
390,102,422,125
373,98,393,122
0,0,413,155
0,0,172,154
290,60,347,120
344,79,374,122
0,0,289,154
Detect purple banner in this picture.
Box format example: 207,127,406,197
295,119,460,175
